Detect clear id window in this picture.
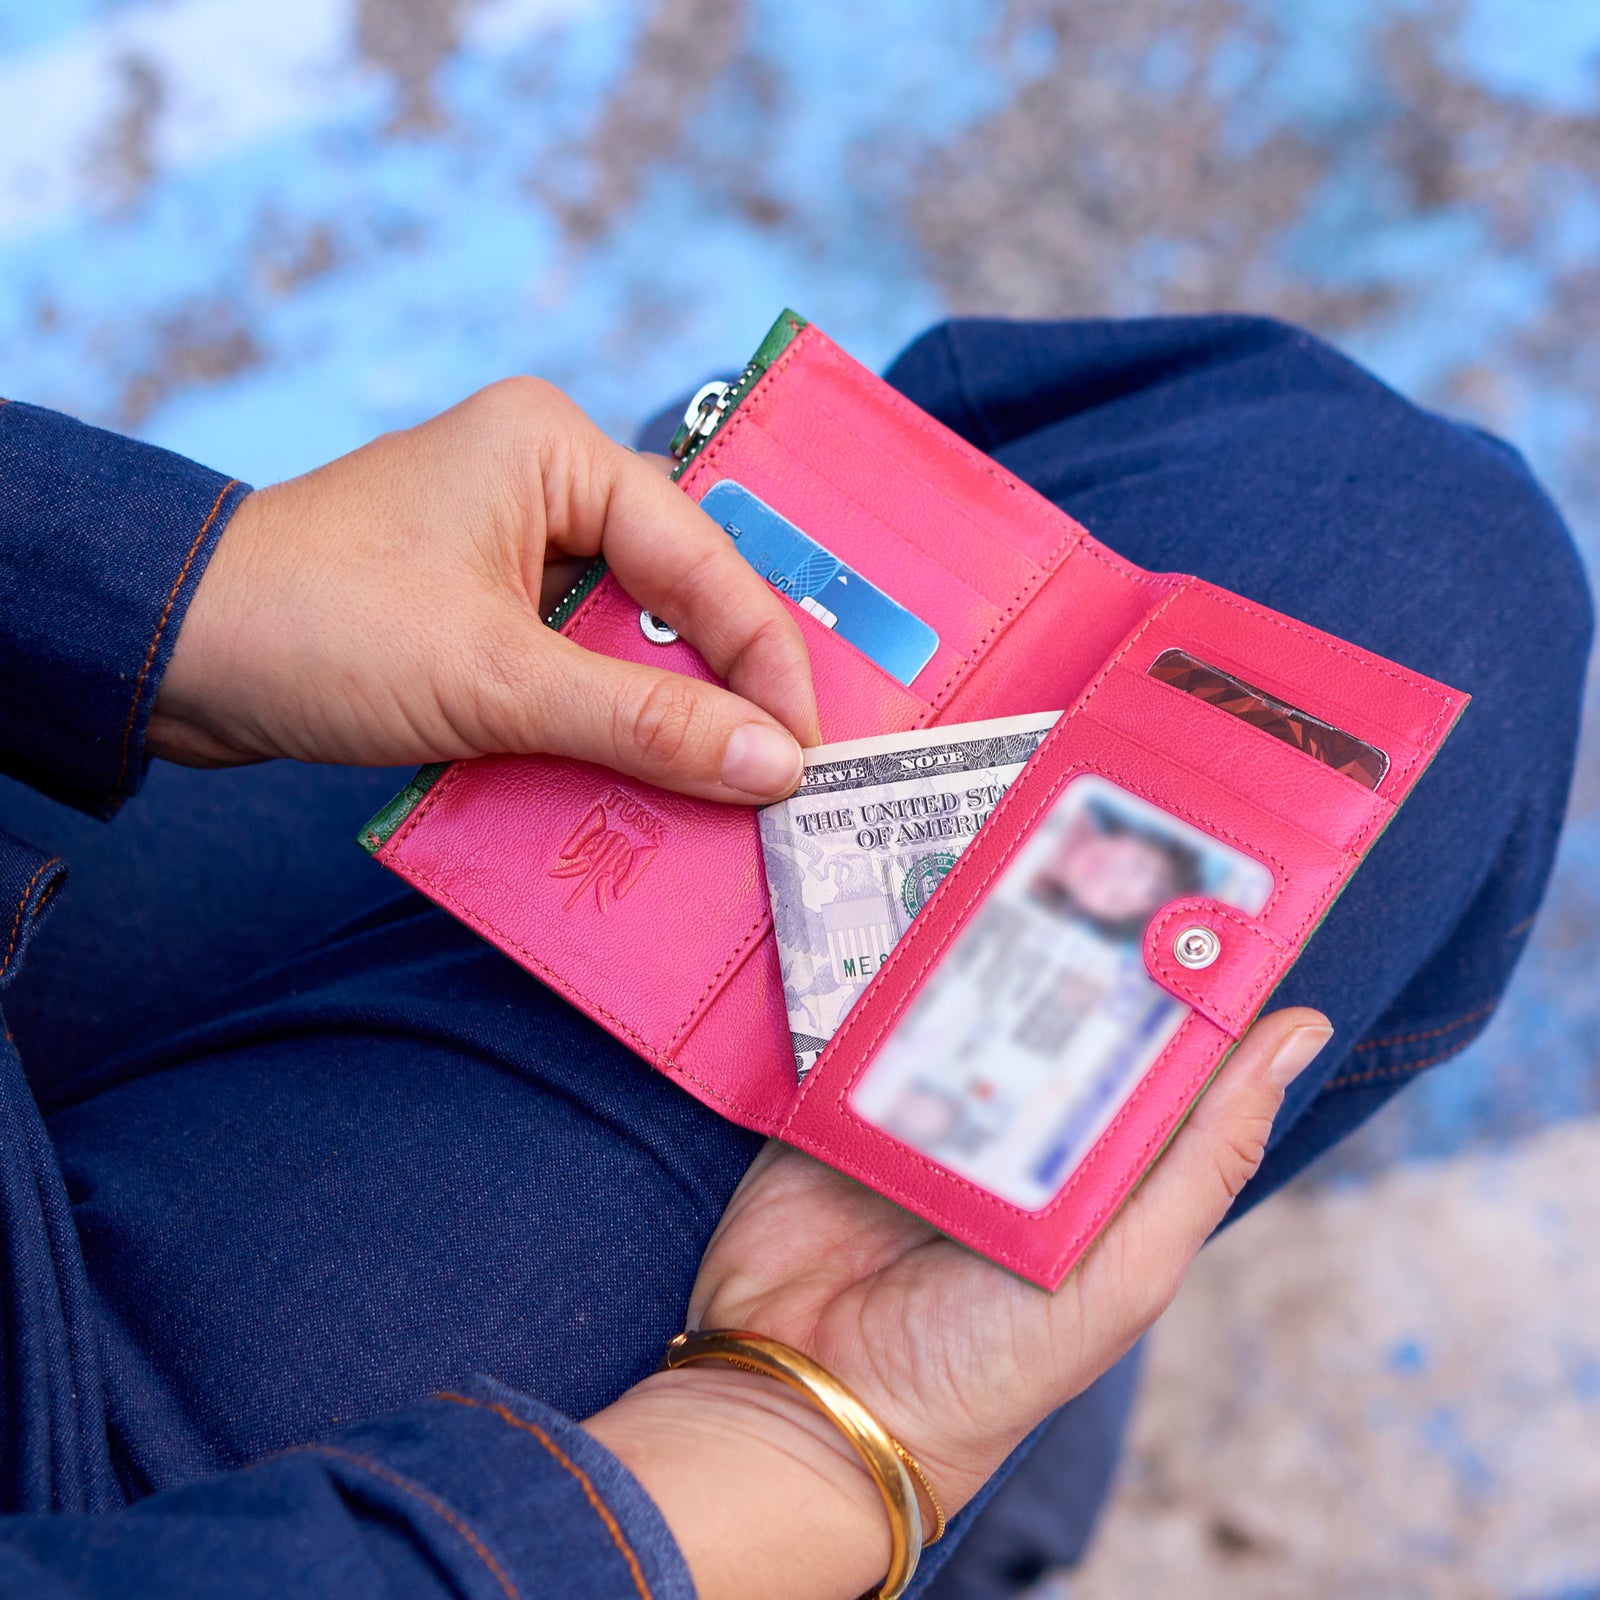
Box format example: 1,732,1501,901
849,775,1274,1212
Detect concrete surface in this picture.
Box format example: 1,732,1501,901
1067,1118,1600,1599
0,1,1595,1593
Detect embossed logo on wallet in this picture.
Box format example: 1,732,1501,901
550,789,664,912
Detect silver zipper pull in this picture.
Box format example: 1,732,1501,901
671,379,732,459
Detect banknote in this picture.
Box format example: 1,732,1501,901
758,712,1060,1077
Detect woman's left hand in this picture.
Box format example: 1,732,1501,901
687,1006,1332,1508
586,1007,1331,1600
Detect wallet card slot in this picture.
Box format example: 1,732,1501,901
1128,582,1465,802
756,324,1086,575
682,419,1007,667
793,600,932,738
776,695,1353,1284
1083,659,1395,857
1146,648,1391,790
768,395,1045,602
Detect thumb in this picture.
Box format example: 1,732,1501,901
1158,1006,1334,1221
1086,1007,1332,1309
528,626,806,803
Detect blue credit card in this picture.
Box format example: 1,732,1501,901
699,479,940,688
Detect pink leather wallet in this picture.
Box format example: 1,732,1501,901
361,311,1467,1289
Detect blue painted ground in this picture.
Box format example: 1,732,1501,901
0,3,1596,1585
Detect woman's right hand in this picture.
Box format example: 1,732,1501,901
152,378,819,803
585,1006,1331,1600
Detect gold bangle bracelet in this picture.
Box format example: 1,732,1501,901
891,1439,947,1546
661,1329,926,1600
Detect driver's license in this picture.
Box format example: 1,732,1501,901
849,775,1274,1211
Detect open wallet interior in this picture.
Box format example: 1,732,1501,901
361,310,1468,1289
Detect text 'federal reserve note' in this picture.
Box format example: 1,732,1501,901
757,712,1060,1078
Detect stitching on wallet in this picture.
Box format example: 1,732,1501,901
296,1444,519,1600
1067,530,1154,586
1322,1030,1487,1091
436,1394,653,1600
112,477,241,803
921,535,1079,712
684,328,1093,714
1183,588,1456,790
0,858,59,980
669,907,772,1049
382,852,751,1116
1144,901,1289,1035
1350,1001,1497,1053
561,579,612,646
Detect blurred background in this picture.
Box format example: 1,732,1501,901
1,0,1596,1593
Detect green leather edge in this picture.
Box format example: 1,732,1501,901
665,306,808,466
358,762,450,854
357,308,810,857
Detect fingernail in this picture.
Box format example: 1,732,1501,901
721,722,803,797
1268,1023,1334,1090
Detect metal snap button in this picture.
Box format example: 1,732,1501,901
640,611,678,645
1174,925,1221,970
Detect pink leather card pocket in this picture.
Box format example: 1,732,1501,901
374,568,935,1132
776,596,1467,1289
776,719,1320,1287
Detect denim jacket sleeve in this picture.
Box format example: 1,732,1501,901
0,399,251,818
0,1373,695,1599
0,406,697,1598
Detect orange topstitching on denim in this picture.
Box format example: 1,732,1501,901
0,857,60,980
1348,1001,1497,1054
436,1392,654,1600
1322,1030,1488,1091
299,1443,519,1600
111,476,240,804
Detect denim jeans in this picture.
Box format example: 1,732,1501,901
0,315,1588,1596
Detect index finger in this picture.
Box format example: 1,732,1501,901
588,441,821,746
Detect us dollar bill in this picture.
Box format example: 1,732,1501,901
758,711,1060,1077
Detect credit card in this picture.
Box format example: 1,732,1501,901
850,775,1274,1212
1148,648,1390,789
699,479,940,688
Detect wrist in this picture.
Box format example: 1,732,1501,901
584,1366,890,1600
149,485,267,766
